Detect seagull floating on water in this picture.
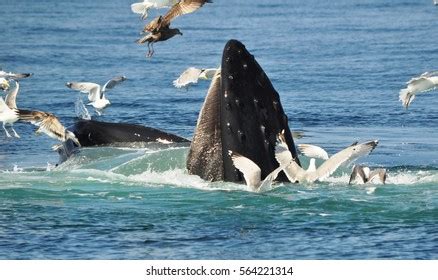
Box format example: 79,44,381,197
0,81,21,138
138,0,212,57
399,71,438,109
131,0,178,20
349,165,387,185
65,76,127,115
173,67,218,88
276,131,378,183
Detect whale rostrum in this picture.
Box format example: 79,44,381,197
186,39,301,182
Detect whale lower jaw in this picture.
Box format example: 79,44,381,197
186,39,300,182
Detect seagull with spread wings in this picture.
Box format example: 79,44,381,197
137,0,212,57
399,71,438,109
276,131,378,183
65,76,127,115
173,67,218,88
19,109,81,146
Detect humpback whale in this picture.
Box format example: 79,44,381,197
70,119,189,146
55,40,300,183
186,39,301,182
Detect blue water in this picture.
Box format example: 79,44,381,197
1,0,438,259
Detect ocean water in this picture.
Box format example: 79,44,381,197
0,0,437,259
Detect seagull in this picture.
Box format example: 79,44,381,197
0,96,19,138
0,70,33,80
136,28,182,57
18,109,81,146
399,71,438,109
0,80,21,137
228,150,290,192
131,0,178,20
434,0,438,6
65,76,127,115
0,78,10,91
173,67,218,88
138,0,212,57
275,131,378,183
349,165,387,185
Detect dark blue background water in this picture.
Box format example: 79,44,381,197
0,0,437,259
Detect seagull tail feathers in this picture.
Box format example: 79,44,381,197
399,88,415,109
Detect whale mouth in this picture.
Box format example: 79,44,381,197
186,39,301,182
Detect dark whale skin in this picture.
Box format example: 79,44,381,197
71,120,189,146
187,39,300,182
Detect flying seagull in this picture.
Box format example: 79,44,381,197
173,67,218,88
65,76,127,115
0,80,22,137
131,0,178,20
399,71,438,109
275,131,378,183
138,0,212,57
19,109,81,146
228,150,290,192
349,165,387,185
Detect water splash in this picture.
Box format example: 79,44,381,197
74,95,91,120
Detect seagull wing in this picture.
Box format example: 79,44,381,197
18,109,80,145
173,67,202,88
66,82,101,102
162,0,211,25
102,76,127,93
131,2,154,18
408,77,438,92
0,71,33,79
19,110,66,140
199,68,218,80
368,168,387,184
348,165,367,184
0,96,17,115
310,140,378,181
5,81,19,109
274,131,305,182
298,144,329,160
144,15,165,32
229,150,261,191
259,160,290,192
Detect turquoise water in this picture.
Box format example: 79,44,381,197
1,0,438,259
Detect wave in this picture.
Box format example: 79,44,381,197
1,146,438,193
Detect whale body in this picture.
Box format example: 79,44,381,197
186,39,301,182
70,120,189,146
